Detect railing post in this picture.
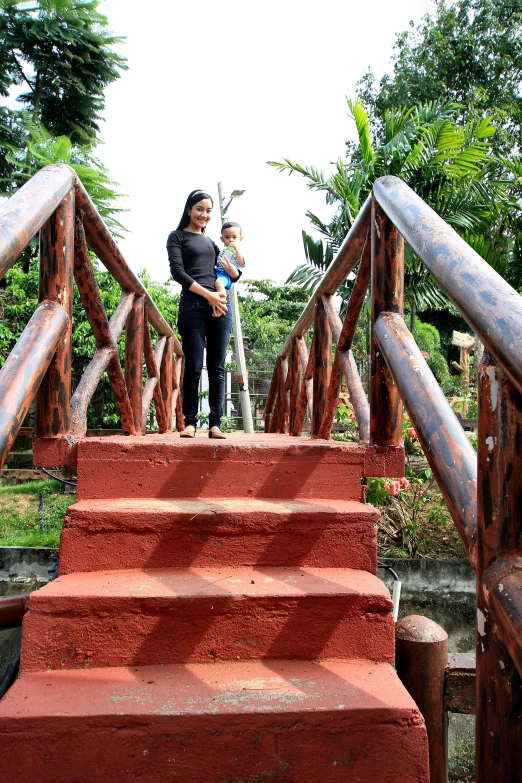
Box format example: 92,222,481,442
35,190,74,438
160,336,175,431
172,356,184,432
370,195,404,446
396,616,448,783
264,360,280,434
125,295,144,435
476,352,522,782
287,339,301,435
312,295,332,437
275,356,289,433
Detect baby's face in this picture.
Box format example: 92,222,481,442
221,226,242,246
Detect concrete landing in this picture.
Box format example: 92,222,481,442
21,567,395,671
67,434,404,501
0,658,429,783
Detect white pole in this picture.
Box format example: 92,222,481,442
217,182,254,433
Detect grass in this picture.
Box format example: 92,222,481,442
449,733,475,781
0,480,72,547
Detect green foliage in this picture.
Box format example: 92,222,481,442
413,317,441,354
270,98,505,310
413,317,450,384
0,0,127,144
330,400,359,442
358,0,522,158
449,732,475,781
368,466,465,559
366,477,393,508
0,478,61,494
238,279,309,366
403,415,423,456
0,480,70,547
3,112,126,235
355,0,522,292
0,0,127,235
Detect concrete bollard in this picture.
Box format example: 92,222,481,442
396,615,449,783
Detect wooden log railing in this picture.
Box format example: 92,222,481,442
0,163,184,470
266,174,522,782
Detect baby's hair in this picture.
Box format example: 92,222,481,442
177,190,213,232
221,221,242,235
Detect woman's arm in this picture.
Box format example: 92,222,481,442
167,231,194,289
168,231,227,314
189,280,227,314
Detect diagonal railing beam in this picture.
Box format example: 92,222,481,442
375,311,477,565
321,293,370,441
75,183,181,352
278,196,371,359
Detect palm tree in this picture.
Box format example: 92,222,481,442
269,98,507,314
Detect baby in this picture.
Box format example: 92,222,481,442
215,221,245,293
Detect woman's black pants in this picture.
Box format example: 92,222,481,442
177,291,233,429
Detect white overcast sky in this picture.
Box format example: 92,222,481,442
95,0,436,286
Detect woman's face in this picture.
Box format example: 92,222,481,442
187,198,213,231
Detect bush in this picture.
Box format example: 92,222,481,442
414,317,450,384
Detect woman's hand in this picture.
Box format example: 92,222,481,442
207,290,228,315
219,255,240,280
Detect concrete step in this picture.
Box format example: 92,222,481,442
75,434,404,501
59,497,379,574
0,658,429,783
21,567,394,671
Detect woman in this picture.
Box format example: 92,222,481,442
167,189,240,439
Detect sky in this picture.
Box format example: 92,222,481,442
95,0,437,286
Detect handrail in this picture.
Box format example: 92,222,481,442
373,176,522,396
0,302,68,462
0,163,184,469
0,164,74,278
266,174,522,780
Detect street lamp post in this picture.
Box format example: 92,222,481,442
217,181,254,433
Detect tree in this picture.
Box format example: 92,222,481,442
4,112,126,236
0,0,127,144
270,98,506,311
0,0,127,242
355,1,522,295
357,0,522,156
238,280,310,367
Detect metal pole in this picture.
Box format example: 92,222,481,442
217,181,254,433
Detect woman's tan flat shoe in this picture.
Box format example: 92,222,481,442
180,425,196,438
208,427,226,440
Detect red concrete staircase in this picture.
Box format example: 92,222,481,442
0,435,429,782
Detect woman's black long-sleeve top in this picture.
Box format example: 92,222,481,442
167,229,242,293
